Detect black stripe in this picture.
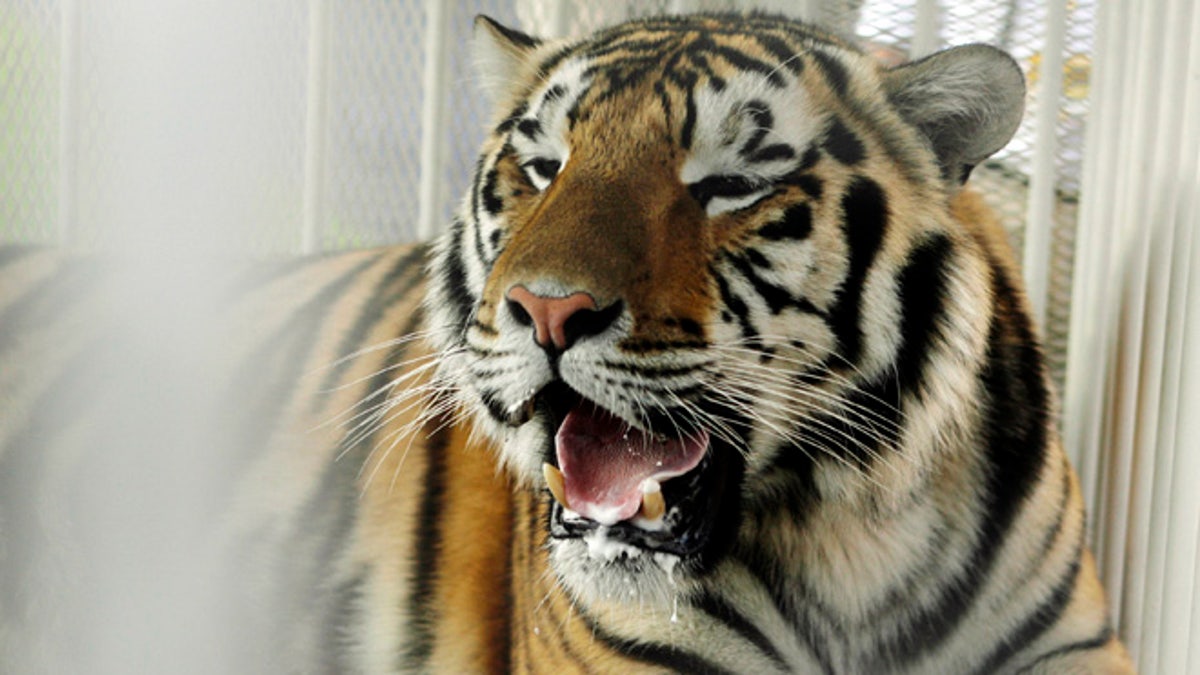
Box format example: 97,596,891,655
222,255,384,483
680,73,700,149
751,34,804,75
793,234,952,470
709,45,786,88
782,169,824,201
436,219,476,338
796,145,821,172
265,438,366,671
580,611,738,675
312,246,426,407
758,202,813,241
734,537,836,674
823,117,866,166
749,143,796,163
970,533,1084,674
399,422,451,670
874,257,1052,664
493,102,528,135
0,344,104,614
516,117,541,140
584,36,678,60
725,252,824,317
617,338,707,354
745,247,771,269
479,16,539,51
694,592,791,670
470,151,490,227
600,360,704,379
737,103,797,164
481,165,505,215
474,151,502,266
0,259,96,354
319,570,368,673
220,254,335,298
739,102,774,154
535,45,576,82
827,176,889,365
1031,458,1073,565
543,84,567,103
714,269,761,349
894,234,952,393
688,175,765,210
809,50,850,96
1014,626,1116,674
654,81,674,140
688,53,726,91
0,244,45,271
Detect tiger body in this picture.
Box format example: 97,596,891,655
0,12,1132,674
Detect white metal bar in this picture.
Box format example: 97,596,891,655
1096,0,1159,637
1065,0,1121,510
1109,0,1180,654
1167,189,1200,674
1192,506,1200,673
911,0,940,58
1122,0,1179,660
1134,0,1195,667
1156,150,1200,675
416,0,449,241
1155,5,1200,669
57,0,79,244
301,0,330,254
1020,0,1068,329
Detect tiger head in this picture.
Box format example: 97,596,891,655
426,13,1024,605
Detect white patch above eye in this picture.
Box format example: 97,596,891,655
681,72,822,214
706,188,774,217
507,57,589,192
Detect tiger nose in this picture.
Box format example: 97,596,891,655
505,286,619,350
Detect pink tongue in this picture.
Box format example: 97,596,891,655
554,402,708,525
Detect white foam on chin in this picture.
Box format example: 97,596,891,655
583,527,645,561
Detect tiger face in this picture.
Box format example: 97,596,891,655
427,13,1024,605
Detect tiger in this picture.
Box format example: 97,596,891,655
0,11,1134,674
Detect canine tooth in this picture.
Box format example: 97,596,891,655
543,463,568,509
639,484,666,521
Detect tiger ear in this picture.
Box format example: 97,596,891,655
473,15,542,101
883,44,1025,184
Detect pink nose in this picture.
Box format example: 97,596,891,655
505,286,598,350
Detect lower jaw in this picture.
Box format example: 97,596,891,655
545,437,745,575
546,533,697,608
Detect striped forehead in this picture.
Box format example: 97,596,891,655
680,69,822,185
509,26,855,176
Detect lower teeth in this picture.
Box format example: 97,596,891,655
543,463,568,509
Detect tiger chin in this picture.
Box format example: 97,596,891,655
421,11,1135,674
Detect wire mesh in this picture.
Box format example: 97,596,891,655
440,1,522,230
320,1,428,250
0,0,1094,392
0,0,60,244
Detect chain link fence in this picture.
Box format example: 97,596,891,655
2,0,1092,389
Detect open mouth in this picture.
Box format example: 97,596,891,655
535,381,734,558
